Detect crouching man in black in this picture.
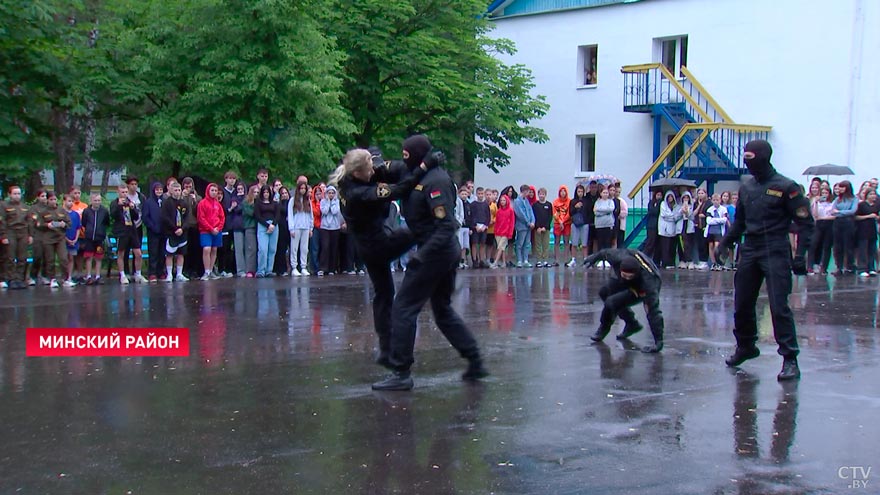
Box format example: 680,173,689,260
584,248,665,353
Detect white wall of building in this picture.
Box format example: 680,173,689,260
478,0,880,199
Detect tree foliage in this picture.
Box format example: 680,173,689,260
1,0,548,189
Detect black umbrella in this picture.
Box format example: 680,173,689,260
649,177,697,190
802,164,854,176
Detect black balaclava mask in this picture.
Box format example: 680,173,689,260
402,134,432,170
744,140,773,182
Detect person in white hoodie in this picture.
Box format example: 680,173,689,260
319,185,343,276
678,191,697,269
658,190,683,269
287,182,314,276
592,186,616,268
705,193,729,270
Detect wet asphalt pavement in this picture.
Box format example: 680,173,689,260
1,268,878,494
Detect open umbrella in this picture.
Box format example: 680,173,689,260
802,164,854,176
649,177,697,190
577,174,620,187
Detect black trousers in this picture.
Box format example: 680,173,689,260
832,217,856,271
219,232,235,274
273,224,290,274
659,235,679,268
389,250,480,372
598,278,663,341
147,231,165,277
733,241,798,358
857,235,877,273
319,229,340,273
641,227,659,261
810,219,833,270
357,229,417,353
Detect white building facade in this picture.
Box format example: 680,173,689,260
478,0,880,206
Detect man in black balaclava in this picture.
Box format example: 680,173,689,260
716,139,813,381
583,248,664,353
372,134,488,391
335,145,429,368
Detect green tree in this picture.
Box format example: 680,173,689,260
111,0,355,183
321,0,548,174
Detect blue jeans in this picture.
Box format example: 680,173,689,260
257,223,279,275
514,228,532,263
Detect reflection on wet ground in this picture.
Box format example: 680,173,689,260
1,270,878,494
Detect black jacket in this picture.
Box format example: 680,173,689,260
468,200,491,229
110,198,141,237
160,196,189,238
722,168,814,256
646,198,662,231
532,201,552,230
585,248,661,296
81,206,110,242
401,166,460,264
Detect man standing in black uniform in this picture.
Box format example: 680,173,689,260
333,147,427,368
717,140,813,381
372,135,488,391
584,248,665,353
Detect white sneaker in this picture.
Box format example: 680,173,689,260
134,274,149,283
0,281,7,289
565,258,576,267
28,278,36,286
523,261,533,268
50,279,59,289
63,279,76,287
163,274,174,283
120,275,130,285
687,262,695,270
301,270,310,276
859,272,870,278
292,269,301,277
200,273,211,281
175,274,189,282
698,262,710,271
677,261,687,269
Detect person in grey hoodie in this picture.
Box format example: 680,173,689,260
592,186,616,264
319,185,343,275
513,184,536,267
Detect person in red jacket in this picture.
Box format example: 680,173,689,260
492,194,515,268
197,183,226,281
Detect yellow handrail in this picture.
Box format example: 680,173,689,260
627,123,773,199
679,66,733,123
669,129,711,178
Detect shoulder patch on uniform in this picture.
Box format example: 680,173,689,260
789,189,801,199
430,190,442,199
796,206,809,218
377,183,391,198
433,206,446,219
766,189,783,198
414,184,424,191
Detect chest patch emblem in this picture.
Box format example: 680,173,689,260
377,184,391,198
430,190,442,199
765,189,783,198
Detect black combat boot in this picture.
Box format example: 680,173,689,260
641,339,663,353
462,357,489,381
617,322,644,340
725,346,760,367
372,370,414,391
777,357,800,381
590,327,611,343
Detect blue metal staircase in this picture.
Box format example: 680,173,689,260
620,63,771,246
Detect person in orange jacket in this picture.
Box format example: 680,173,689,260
552,185,572,267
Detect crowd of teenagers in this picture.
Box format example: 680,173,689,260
1,171,878,289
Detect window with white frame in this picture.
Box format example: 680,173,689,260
577,45,598,86
654,35,688,78
577,135,596,172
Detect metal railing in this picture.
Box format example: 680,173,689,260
627,123,772,199
621,63,732,125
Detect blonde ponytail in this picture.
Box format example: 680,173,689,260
328,148,372,186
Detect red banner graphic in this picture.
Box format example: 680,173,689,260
26,328,190,357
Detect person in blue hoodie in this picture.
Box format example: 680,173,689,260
141,182,166,282
513,184,536,267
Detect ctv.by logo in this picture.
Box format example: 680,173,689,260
839,466,872,489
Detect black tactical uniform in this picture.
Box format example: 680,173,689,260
373,135,487,391
584,248,665,353
718,140,813,381
337,149,425,365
